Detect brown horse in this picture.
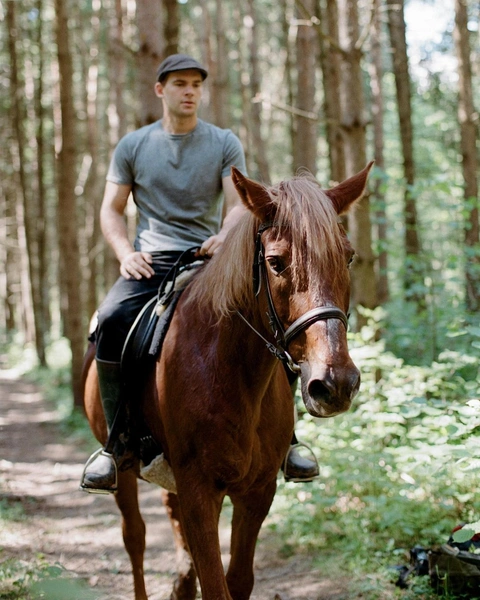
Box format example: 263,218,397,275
82,163,373,600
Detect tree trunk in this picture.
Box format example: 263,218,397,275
82,0,103,321
199,0,229,128
386,0,424,303
337,0,377,327
320,0,346,184
369,0,388,304
0,186,16,336
163,0,179,57
246,0,270,182
454,0,480,312
55,0,85,406
210,0,229,128
103,0,128,291
293,0,318,175
199,0,214,124
34,0,51,352
281,0,295,173
6,0,47,363
136,0,164,126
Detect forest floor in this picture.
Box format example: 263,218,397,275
0,367,355,600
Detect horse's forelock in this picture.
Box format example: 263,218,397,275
269,176,347,291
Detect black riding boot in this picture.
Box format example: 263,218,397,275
282,370,320,483
80,360,122,494
283,433,320,482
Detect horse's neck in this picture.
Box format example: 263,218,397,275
216,312,279,387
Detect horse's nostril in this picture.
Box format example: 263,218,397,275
307,378,331,403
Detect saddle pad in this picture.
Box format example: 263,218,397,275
121,291,182,369
148,291,182,357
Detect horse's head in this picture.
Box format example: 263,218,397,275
232,163,373,418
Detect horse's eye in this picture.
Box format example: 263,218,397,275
347,254,355,268
266,256,284,275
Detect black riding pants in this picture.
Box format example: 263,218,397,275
96,252,182,362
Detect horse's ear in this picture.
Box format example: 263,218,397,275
325,161,374,215
231,166,274,221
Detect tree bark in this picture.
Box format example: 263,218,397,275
211,0,229,128
104,0,128,291
321,0,346,184
6,0,47,363
386,0,424,303
136,0,164,126
233,5,254,174
163,0,179,58
34,0,51,353
454,0,480,312
55,0,85,406
81,0,103,321
337,0,377,327
198,0,214,123
293,0,318,175
246,0,270,182
369,0,388,304
281,0,295,173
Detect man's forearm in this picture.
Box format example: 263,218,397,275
101,211,135,264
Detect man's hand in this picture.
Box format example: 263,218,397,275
120,251,154,280
198,232,226,257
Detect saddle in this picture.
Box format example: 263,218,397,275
121,248,205,370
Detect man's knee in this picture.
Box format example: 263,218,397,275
97,302,126,333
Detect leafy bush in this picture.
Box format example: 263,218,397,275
271,312,480,597
0,556,96,600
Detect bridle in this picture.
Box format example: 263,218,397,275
236,222,349,373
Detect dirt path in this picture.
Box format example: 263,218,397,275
0,369,350,600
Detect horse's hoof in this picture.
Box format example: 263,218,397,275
282,444,319,482
79,449,118,494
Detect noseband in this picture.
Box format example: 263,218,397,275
237,222,349,373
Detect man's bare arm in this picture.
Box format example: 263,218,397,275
100,181,154,280
198,175,247,256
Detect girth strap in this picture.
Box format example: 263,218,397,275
284,307,348,347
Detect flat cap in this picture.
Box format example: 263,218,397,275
156,54,208,82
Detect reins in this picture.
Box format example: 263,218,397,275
237,222,349,373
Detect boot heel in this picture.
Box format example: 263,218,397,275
79,448,118,494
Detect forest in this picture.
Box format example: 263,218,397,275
1,0,480,598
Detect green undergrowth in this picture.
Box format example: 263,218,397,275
271,312,480,598
0,556,97,600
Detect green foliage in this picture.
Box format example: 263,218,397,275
271,310,480,598
0,556,96,600
0,499,26,523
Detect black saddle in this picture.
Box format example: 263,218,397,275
121,247,205,371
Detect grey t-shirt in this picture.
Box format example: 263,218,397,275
106,119,247,252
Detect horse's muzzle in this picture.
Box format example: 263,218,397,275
299,361,360,418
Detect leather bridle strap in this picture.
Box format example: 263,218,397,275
284,307,348,347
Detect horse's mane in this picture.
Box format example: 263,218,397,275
186,175,348,320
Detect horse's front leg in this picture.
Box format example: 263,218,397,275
226,480,277,600
161,489,197,600
114,470,148,600
175,478,231,599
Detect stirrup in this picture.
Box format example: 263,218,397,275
282,442,319,483
79,448,118,495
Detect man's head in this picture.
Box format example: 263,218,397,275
156,54,208,84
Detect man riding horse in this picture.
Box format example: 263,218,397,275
80,53,319,494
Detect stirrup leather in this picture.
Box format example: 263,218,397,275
79,448,118,495
282,442,319,483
